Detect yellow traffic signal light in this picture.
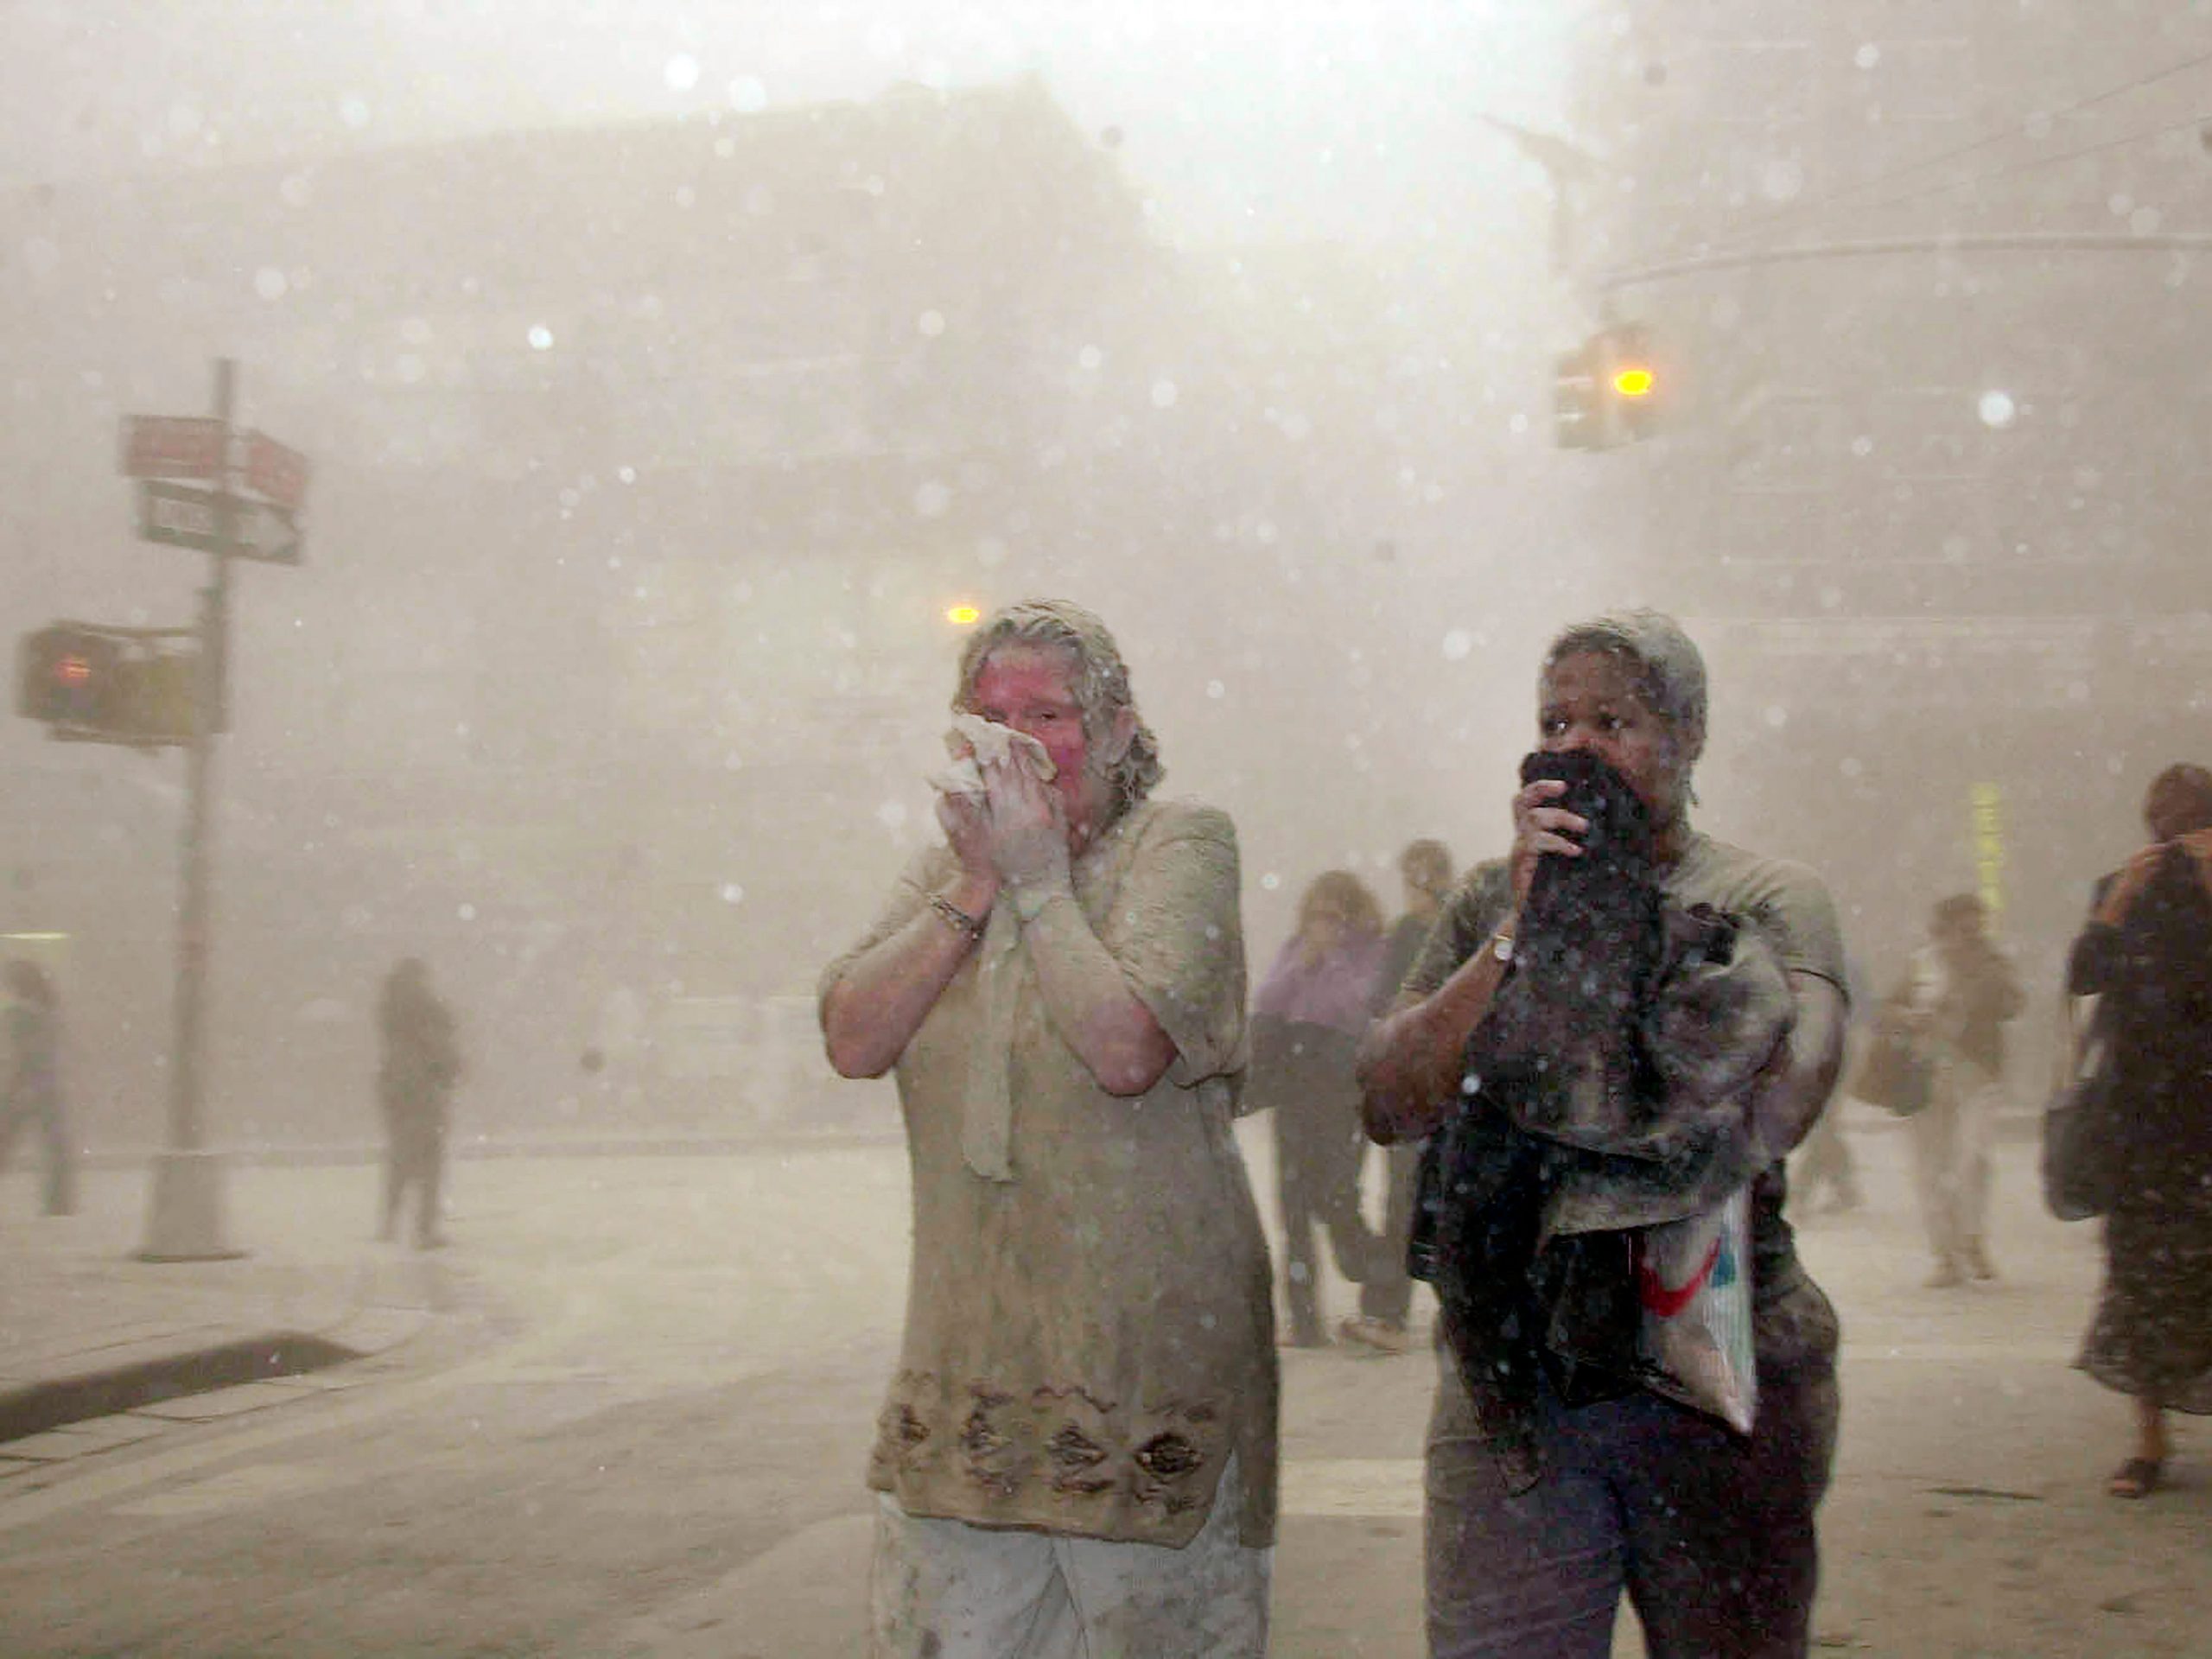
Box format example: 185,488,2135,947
1556,325,1662,449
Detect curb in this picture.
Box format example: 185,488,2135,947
0,1331,365,1443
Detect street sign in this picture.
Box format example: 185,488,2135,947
138,481,223,552
235,499,302,564
120,416,226,481
137,481,303,564
244,430,310,512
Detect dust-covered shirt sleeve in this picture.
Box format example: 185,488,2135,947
1713,852,1848,1001
1101,802,1246,1087
1400,858,1514,1001
815,843,957,1017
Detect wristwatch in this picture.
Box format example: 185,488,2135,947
1490,929,1516,964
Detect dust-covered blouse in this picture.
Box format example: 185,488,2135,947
819,798,1278,1548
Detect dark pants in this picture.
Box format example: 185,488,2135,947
0,1089,74,1216
1274,1096,1382,1344
380,1100,448,1246
1358,1138,1424,1325
1426,1344,1839,1659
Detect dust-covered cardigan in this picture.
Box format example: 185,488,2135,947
819,798,1279,1548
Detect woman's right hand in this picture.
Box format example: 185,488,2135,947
2097,841,2170,927
2101,828,2212,927
1508,776,1588,912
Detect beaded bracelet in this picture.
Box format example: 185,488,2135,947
928,892,985,940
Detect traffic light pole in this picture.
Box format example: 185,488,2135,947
138,356,242,1262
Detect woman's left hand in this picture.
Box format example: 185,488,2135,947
984,754,1072,891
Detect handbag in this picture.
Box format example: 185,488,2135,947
2042,991,2119,1221
1851,1001,1934,1117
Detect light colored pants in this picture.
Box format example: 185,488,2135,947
869,1455,1270,1659
1910,1058,2001,1268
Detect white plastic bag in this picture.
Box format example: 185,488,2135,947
1632,1186,1758,1433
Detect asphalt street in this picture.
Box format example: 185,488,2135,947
0,1116,2204,1656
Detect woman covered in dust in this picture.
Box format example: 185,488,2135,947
1359,609,1850,1659
1248,868,1390,1348
820,599,1275,1657
2068,762,2212,1500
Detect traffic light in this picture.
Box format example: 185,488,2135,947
18,626,123,728
16,624,204,745
1554,343,1605,451
1604,324,1661,444
1554,324,1663,449
118,651,201,742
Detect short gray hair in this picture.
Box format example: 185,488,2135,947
953,599,1165,811
1542,608,1708,747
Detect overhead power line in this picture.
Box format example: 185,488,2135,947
1599,230,2212,294
1811,110,2212,229
1664,41,2212,260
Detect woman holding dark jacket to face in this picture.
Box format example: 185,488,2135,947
2068,762,2212,1500
1359,610,1849,1659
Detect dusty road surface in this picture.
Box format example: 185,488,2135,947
0,1120,2204,1656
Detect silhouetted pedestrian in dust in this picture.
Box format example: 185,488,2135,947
1250,869,1389,1349
376,956,461,1249
1339,837,1457,1357
1899,893,2023,1287
1793,955,1867,1217
0,959,74,1216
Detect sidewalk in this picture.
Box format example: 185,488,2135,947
0,1160,453,1474
646,1121,2212,1657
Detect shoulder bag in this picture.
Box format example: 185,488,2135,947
1850,999,1934,1117
2042,990,2118,1220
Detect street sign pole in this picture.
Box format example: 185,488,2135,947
139,356,243,1262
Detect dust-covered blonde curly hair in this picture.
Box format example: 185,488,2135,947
953,600,1165,814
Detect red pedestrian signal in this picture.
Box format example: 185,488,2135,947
15,624,204,744
18,626,123,728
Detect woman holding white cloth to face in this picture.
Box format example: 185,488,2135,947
820,599,1276,1659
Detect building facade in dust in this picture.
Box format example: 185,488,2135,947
1560,1,2212,981
0,80,1357,1147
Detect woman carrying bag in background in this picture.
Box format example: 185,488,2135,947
2066,763,2212,1500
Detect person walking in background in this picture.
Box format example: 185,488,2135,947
1339,837,1455,1357
820,600,1274,1658
0,959,74,1217
1792,954,1867,1216
377,956,461,1250
1901,893,2024,1287
1249,869,1389,1350
2068,762,2212,1499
